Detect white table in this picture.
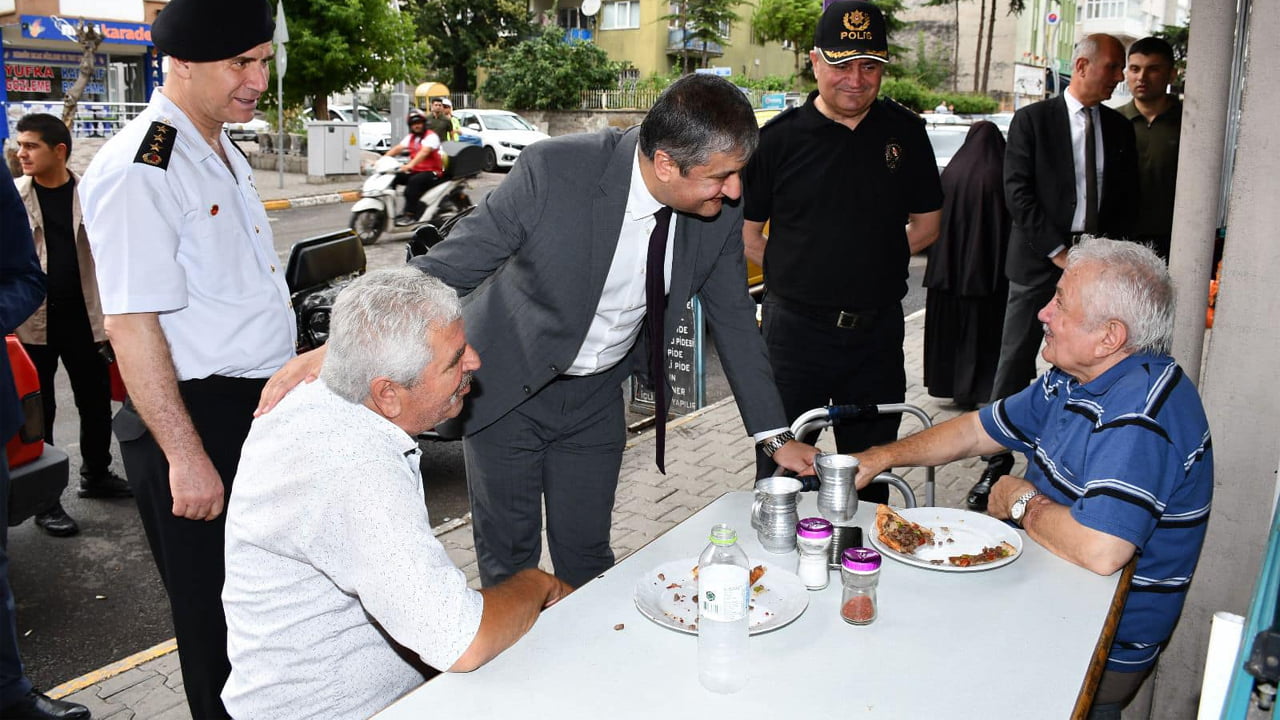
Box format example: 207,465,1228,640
376,492,1123,718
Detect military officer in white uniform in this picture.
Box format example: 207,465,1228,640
78,0,291,716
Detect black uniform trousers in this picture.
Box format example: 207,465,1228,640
757,295,904,504
462,361,630,589
116,376,265,720
22,301,113,479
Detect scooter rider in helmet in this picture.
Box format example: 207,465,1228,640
384,108,443,226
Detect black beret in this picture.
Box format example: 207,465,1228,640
152,0,275,62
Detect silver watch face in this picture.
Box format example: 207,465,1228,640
1011,500,1026,521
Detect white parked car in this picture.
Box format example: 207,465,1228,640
224,115,270,141
454,109,549,172
302,105,392,151
925,123,972,174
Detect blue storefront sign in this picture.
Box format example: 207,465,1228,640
20,15,153,46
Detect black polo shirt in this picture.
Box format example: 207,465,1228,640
743,91,943,309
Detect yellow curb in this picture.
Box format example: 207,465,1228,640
262,189,361,212
47,638,178,699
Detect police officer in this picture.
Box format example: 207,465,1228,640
742,0,943,498
78,0,293,716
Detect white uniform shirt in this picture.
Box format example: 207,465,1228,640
222,380,484,719
79,89,295,380
567,147,675,375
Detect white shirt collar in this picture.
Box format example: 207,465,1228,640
626,146,665,221
1064,89,1091,116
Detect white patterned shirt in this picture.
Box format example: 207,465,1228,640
223,380,483,719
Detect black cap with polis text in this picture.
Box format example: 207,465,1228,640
813,0,889,65
151,0,275,62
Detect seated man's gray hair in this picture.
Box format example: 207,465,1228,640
1068,236,1175,355
321,267,462,403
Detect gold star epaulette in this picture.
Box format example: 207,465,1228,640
133,121,177,170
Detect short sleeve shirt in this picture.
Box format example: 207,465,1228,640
401,130,443,174
979,353,1214,671
742,92,943,308
79,90,295,380
223,380,484,719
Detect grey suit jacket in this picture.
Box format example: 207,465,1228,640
414,127,787,437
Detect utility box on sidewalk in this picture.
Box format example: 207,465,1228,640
306,121,361,178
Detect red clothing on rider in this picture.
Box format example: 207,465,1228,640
402,130,443,174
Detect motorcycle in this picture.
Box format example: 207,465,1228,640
349,140,486,246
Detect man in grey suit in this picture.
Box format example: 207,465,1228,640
262,75,816,588
965,33,1138,511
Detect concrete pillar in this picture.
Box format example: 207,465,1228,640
1167,0,1232,381
1151,1,1280,717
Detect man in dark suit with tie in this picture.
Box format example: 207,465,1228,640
263,74,818,588
966,33,1138,511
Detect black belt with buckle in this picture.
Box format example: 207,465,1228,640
774,296,882,329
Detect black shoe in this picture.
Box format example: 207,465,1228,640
966,453,1015,512
394,214,416,227
34,504,80,537
78,470,132,499
0,689,91,719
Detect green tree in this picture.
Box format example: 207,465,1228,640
751,0,821,75
667,0,744,73
902,29,951,89
480,26,625,110
276,0,429,119
411,0,533,92
1154,23,1189,91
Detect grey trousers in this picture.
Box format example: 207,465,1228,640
463,364,630,589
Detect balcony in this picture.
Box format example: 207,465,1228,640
667,28,723,57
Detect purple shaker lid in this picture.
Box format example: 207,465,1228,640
796,517,833,539
842,547,882,571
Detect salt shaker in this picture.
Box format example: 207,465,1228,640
840,547,881,625
795,518,833,590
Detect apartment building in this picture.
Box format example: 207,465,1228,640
529,0,797,83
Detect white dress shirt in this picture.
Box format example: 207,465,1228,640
223,380,484,719
1064,90,1106,234
566,147,675,375
79,89,295,380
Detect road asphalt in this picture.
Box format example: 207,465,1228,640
36,136,1039,719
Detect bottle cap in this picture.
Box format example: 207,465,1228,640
842,547,881,572
796,517,834,539
708,523,739,546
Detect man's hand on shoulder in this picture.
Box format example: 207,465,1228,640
255,346,325,416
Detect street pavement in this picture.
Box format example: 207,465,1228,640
40,137,1039,718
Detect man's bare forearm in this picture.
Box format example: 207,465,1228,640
104,313,205,466
742,220,767,268
853,412,1005,488
449,569,571,672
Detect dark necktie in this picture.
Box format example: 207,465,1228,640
646,206,673,474
1083,107,1099,234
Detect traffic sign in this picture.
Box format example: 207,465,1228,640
1046,11,1060,25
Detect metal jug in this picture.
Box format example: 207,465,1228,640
751,476,804,553
815,453,859,524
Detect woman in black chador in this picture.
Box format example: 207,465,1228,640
922,121,1010,409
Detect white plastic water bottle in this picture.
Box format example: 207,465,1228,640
697,523,750,693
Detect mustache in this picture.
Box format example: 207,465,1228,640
449,372,474,404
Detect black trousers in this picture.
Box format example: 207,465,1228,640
989,278,1056,403
22,301,113,479
757,295,905,504
395,171,440,218
116,376,265,720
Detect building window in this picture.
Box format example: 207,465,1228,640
601,1,641,30
558,7,586,29
1084,0,1127,19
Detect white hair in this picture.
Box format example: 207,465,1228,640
1067,236,1175,355
320,267,461,403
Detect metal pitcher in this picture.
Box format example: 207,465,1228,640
751,476,803,553
815,452,859,524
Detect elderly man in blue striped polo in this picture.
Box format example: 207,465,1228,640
850,236,1213,719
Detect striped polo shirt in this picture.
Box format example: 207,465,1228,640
979,352,1214,672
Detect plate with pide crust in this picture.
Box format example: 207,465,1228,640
870,505,1023,572
633,558,808,635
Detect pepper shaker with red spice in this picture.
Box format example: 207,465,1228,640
840,547,881,625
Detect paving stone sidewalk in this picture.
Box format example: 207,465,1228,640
49,309,1038,718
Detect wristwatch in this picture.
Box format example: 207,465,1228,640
757,431,796,459
1009,489,1042,527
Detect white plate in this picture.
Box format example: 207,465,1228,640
869,507,1024,572
633,558,808,635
